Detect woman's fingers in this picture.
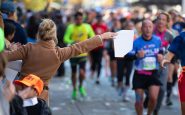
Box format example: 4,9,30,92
101,32,117,40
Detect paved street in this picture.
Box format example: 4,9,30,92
49,61,181,115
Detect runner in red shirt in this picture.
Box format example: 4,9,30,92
90,13,108,84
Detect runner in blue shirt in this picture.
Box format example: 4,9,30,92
129,19,163,115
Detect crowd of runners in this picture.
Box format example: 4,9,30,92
0,1,185,115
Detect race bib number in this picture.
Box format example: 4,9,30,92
142,57,156,70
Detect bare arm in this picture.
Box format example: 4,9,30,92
165,51,175,62
161,51,175,67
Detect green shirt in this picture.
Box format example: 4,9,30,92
64,23,95,44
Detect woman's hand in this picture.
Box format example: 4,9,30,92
100,32,117,40
9,42,21,51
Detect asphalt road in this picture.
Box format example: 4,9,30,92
49,61,181,115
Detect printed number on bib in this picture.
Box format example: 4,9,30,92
142,57,156,70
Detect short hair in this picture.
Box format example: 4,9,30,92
124,20,134,29
4,22,16,38
74,12,83,19
168,9,179,16
141,19,153,28
37,19,57,44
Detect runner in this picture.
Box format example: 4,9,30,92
64,11,95,100
107,18,121,86
153,12,174,114
169,10,185,34
91,13,108,84
165,11,179,106
129,19,162,115
116,20,136,101
161,31,185,115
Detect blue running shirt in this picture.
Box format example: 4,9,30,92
130,35,161,70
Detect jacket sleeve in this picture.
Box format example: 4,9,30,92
3,44,29,61
60,35,102,61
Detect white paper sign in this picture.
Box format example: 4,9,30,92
5,68,18,82
7,60,22,71
113,30,134,57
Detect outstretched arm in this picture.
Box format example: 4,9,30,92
60,32,117,62
3,44,29,61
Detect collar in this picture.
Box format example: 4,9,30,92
4,19,16,24
155,28,166,34
141,35,153,41
23,97,38,107
37,40,56,49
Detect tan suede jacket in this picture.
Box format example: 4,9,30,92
4,36,102,86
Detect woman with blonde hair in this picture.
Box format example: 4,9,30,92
153,12,174,114
4,19,117,103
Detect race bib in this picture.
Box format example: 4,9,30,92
142,57,156,70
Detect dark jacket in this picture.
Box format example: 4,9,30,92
4,19,27,44
26,99,51,115
10,95,27,115
10,95,52,115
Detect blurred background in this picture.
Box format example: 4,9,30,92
1,0,184,25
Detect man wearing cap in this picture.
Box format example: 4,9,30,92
1,1,27,45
